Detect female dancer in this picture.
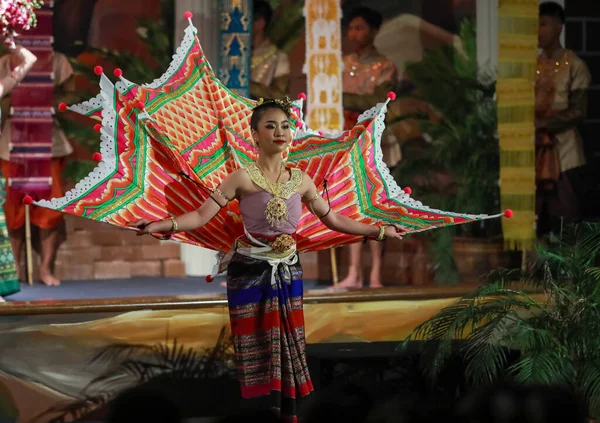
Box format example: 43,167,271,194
130,99,404,418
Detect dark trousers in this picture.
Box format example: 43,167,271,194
536,166,586,236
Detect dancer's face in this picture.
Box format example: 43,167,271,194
252,108,292,156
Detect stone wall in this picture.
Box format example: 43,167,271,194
49,215,186,281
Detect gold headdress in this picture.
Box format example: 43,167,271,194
254,96,292,114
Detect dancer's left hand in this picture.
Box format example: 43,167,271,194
384,224,406,240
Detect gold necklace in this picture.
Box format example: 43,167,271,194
256,162,288,228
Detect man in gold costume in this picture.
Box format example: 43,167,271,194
535,2,590,236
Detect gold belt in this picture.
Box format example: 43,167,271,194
237,233,296,258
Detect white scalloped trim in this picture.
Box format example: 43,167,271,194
363,101,495,220
296,99,496,221
115,75,136,94
68,92,104,116
36,74,119,210
35,22,201,210
39,21,499,224
141,23,198,89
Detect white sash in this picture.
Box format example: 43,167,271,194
212,226,298,287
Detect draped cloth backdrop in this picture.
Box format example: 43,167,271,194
218,0,253,98
303,0,343,132
8,1,55,201
496,0,538,250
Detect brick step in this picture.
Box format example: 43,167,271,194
300,238,435,286
27,215,188,281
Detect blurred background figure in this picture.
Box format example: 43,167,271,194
535,1,591,237
339,6,398,289
249,0,290,100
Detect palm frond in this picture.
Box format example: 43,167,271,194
405,218,600,417
90,342,155,365
462,314,514,385
508,348,574,385
41,328,235,422
579,360,600,417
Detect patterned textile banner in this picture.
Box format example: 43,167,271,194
8,1,54,199
497,0,538,250
218,0,253,98
303,0,343,131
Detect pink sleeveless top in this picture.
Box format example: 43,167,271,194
239,164,304,237
239,191,302,236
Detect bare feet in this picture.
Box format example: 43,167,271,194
369,269,384,288
338,271,363,288
40,267,60,286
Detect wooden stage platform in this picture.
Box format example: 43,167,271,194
0,284,501,422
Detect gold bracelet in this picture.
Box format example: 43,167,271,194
169,216,178,233
376,225,385,242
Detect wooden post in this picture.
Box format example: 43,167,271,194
330,248,338,286
24,204,33,285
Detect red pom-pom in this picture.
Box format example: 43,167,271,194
504,209,514,218
205,275,214,283
136,101,145,110
318,131,324,136
58,103,67,112
113,68,123,77
295,121,303,129
404,187,412,195
297,92,307,101
92,152,103,162
94,123,102,132
387,91,397,101
94,66,103,75
184,11,193,19
23,195,33,205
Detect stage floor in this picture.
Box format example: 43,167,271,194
0,279,543,422
5,276,320,302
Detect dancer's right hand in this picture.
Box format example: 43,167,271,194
127,219,165,236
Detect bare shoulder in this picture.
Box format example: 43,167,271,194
228,168,252,184
231,167,256,193
299,171,316,195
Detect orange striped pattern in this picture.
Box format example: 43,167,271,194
40,23,505,254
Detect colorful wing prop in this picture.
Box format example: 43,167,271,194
35,15,510,254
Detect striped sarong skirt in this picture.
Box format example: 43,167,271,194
226,252,314,419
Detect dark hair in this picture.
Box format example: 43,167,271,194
345,7,383,30
539,1,565,23
253,0,273,27
250,100,291,130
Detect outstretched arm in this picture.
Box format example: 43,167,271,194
129,170,242,235
301,174,404,240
